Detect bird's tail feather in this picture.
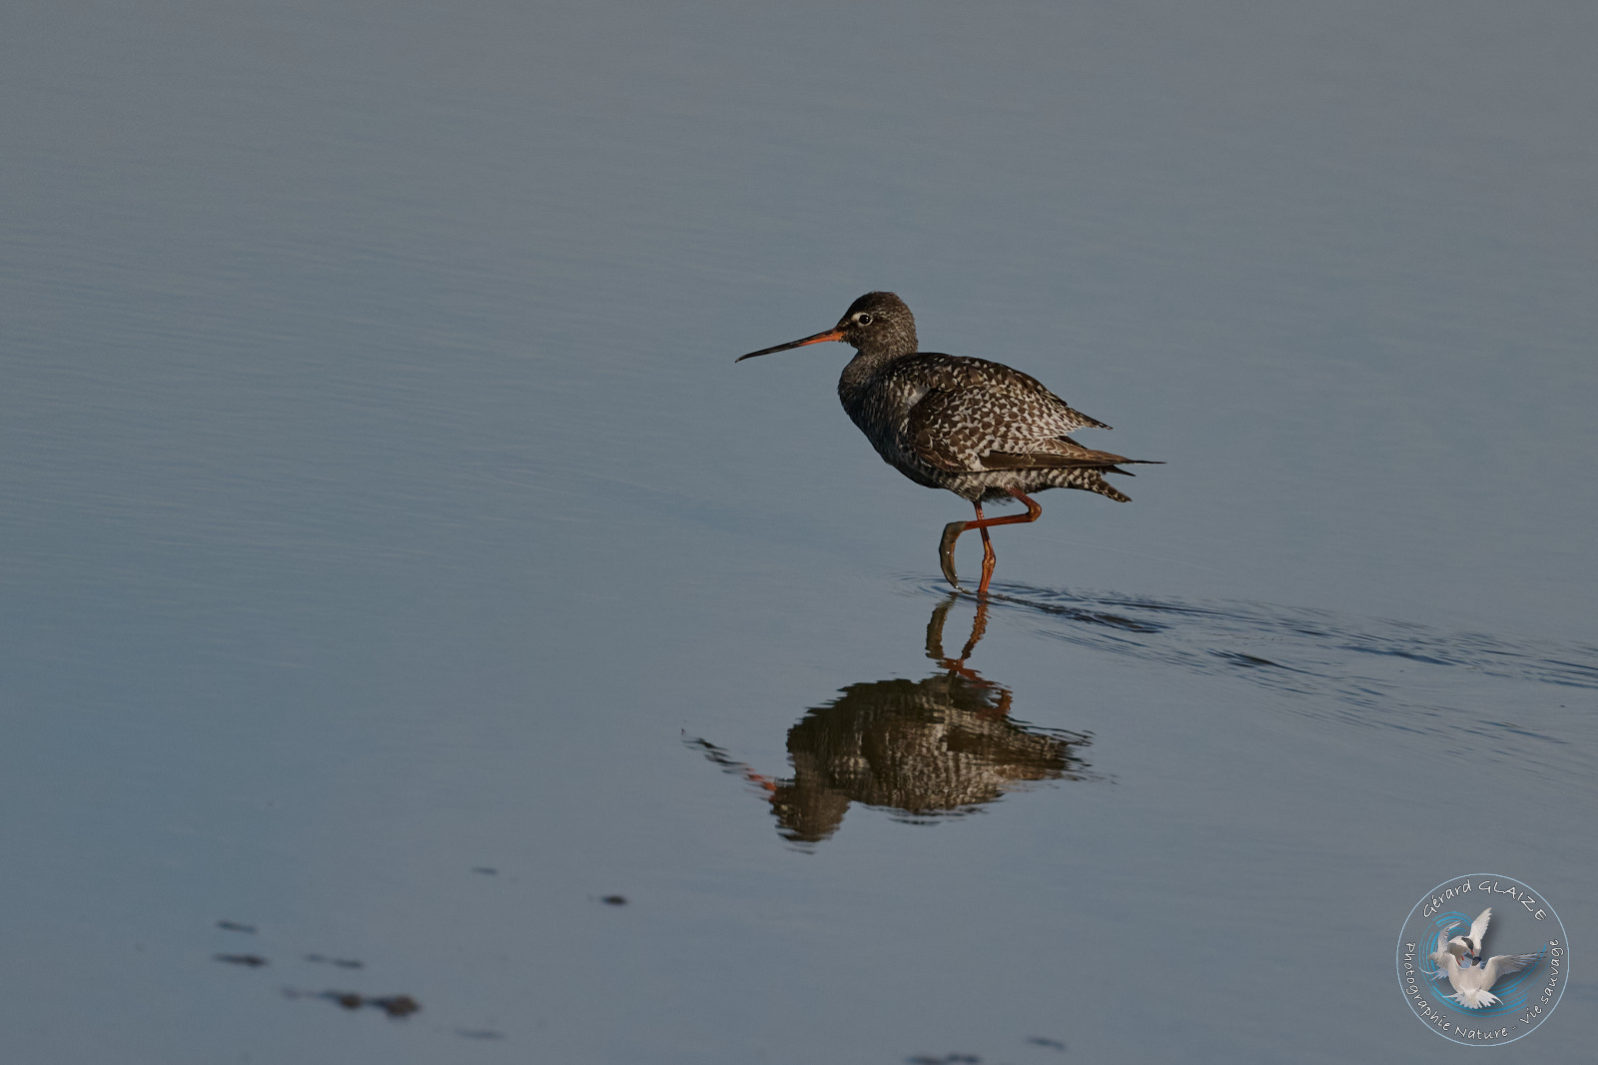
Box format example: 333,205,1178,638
1449,989,1500,1009
1077,470,1132,503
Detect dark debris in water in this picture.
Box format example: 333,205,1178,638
214,920,418,1023
1027,1034,1068,1051
214,953,268,967
455,1028,507,1040
600,894,628,906
283,987,421,1018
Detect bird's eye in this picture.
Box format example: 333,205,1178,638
853,312,874,325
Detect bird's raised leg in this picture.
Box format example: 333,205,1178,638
937,490,1044,596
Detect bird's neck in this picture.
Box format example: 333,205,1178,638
839,346,909,389
837,349,887,408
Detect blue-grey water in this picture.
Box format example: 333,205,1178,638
4,3,1595,1062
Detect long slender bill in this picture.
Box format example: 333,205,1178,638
735,327,845,362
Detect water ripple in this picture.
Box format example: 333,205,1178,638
912,580,1598,785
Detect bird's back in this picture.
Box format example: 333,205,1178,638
838,351,1137,502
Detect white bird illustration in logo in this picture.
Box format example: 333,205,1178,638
1429,911,1540,1009
1446,907,1494,965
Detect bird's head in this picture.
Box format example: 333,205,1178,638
736,291,918,362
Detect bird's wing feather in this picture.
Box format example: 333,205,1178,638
1431,925,1464,978
1468,908,1493,947
981,442,1134,471
905,377,1117,475
1482,953,1540,982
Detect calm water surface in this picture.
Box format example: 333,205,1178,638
4,3,1595,1062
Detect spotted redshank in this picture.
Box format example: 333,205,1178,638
737,292,1155,595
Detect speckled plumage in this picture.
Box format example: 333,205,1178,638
738,291,1155,592
841,348,1134,504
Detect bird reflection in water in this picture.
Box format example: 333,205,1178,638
691,596,1095,844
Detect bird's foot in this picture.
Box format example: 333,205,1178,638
938,521,966,589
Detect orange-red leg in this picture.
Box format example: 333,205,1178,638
937,490,1044,596
977,523,997,592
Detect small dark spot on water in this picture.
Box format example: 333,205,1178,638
600,894,628,906
472,866,499,875
214,953,268,967
1027,1034,1067,1050
216,920,257,934
456,1028,507,1040
907,1055,981,1064
371,994,420,1018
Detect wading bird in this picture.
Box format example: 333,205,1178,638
737,292,1155,595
